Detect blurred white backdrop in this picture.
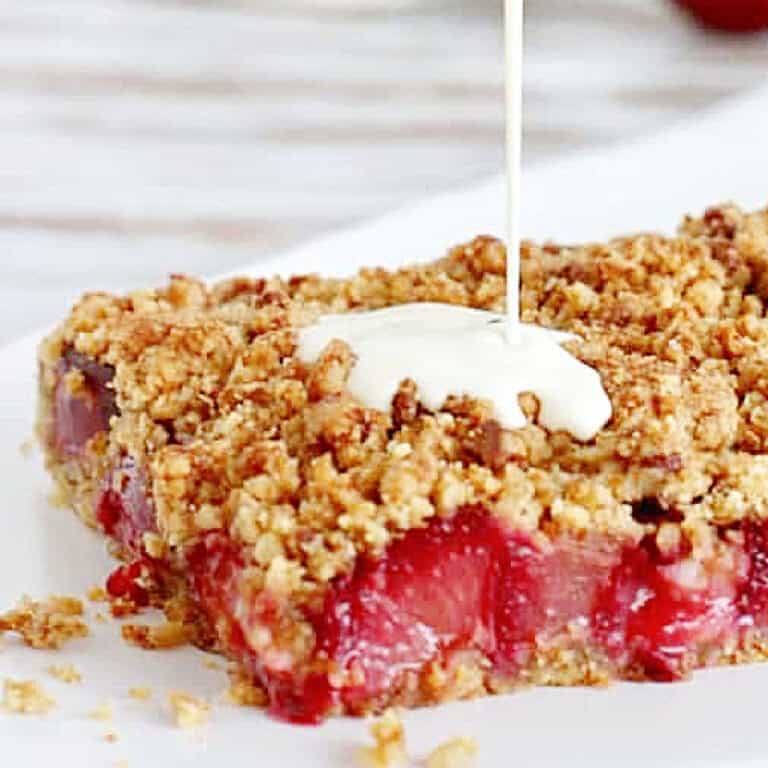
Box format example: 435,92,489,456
0,0,767,343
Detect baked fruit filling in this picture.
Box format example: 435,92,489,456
52,350,116,459
38,204,768,722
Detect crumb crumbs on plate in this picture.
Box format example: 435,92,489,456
168,691,210,729
87,586,108,603
0,595,88,649
203,657,223,671
358,708,407,768
19,438,35,458
109,598,145,619
128,686,153,701
225,668,267,708
121,621,190,650
47,664,82,684
104,731,120,743
88,702,113,721
2,678,55,714
426,737,479,768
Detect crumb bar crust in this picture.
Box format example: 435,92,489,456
37,203,768,721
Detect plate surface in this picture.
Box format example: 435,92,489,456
3,86,768,767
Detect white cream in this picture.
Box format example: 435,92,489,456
298,4,612,444
505,0,524,344
298,303,612,441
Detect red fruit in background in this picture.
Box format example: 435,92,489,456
674,0,768,32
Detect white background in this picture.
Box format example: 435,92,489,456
0,0,767,343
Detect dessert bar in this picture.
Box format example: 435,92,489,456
38,203,768,722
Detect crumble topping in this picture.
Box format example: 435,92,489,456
225,667,268,708
426,737,479,768
47,664,82,684
87,586,108,603
0,595,88,649
168,691,210,728
128,686,153,701
358,708,407,768
40,205,768,604
2,679,55,714
121,621,190,650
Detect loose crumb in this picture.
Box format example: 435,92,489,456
109,599,145,619
121,621,190,650
47,664,82,684
2,678,55,714
142,532,166,560
168,691,210,729
426,737,479,768
0,595,88,649
128,686,153,701
19,438,35,458
94,612,109,624
358,708,407,768
104,731,120,743
88,702,113,721
225,668,267,708
203,657,223,671
87,586,108,603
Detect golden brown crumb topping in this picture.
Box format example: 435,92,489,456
38,204,768,644
168,691,210,728
2,679,55,714
225,667,268,708
47,664,82,684
358,708,407,768
0,595,88,650
121,621,190,650
87,586,109,603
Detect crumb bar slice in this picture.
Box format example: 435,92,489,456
37,204,768,722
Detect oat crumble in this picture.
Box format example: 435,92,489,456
225,667,267,708
0,595,88,650
168,691,210,728
2,679,55,714
87,586,109,603
47,664,82,684
358,709,407,768
121,621,190,650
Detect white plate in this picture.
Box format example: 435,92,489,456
3,85,768,767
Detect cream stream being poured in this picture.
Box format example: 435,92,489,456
298,1,611,443
298,303,612,442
